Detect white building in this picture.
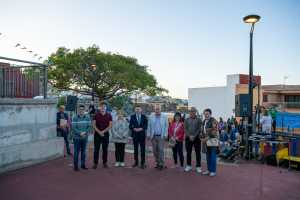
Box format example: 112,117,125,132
188,74,260,120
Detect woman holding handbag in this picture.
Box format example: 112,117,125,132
201,108,219,177
168,112,185,168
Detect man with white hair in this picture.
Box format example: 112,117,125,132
184,107,202,173
148,105,169,170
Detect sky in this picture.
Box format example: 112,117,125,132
0,0,299,99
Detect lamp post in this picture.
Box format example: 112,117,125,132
91,63,97,101
243,14,260,159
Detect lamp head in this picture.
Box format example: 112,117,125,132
91,64,97,70
243,14,261,24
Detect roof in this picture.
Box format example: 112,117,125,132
262,85,300,91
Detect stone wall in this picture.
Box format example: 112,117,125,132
0,98,64,173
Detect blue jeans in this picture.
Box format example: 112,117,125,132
206,146,217,173
73,138,88,168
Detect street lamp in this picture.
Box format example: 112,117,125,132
90,63,97,101
243,14,260,159
91,64,97,71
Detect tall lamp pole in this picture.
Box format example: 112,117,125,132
243,14,261,158
91,64,97,101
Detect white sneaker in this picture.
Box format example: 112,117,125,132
196,167,202,173
202,171,210,175
184,166,192,172
115,162,120,167
120,162,125,167
209,172,216,177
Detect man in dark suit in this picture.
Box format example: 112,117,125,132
129,105,148,169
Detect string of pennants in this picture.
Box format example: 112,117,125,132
0,32,44,60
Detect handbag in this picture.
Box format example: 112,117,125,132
168,137,176,148
206,138,219,147
169,122,181,148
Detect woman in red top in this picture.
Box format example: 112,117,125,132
168,112,185,168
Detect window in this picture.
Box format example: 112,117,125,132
284,95,300,108
284,95,300,102
263,94,268,102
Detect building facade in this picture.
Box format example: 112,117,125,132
261,85,300,113
188,74,260,120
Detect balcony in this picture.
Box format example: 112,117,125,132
262,101,300,109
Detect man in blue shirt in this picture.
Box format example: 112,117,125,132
148,105,169,170
72,105,92,171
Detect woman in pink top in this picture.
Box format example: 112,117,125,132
168,112,185,168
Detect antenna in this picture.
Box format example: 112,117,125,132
283,75,288,88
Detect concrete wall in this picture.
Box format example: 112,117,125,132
188,75,241,120
188,86,229,119
0,98,64,173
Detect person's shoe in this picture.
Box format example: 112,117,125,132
180,166,185,171
92,164,98,169
154,164,160,169
202,171,210,175
209,172,216,177
81,166,88,170
103,163,108,168
115,162,120,167
140,164,146,169
196,167,202,174
120,162,125,167
171,164,178,169
132,163,138,168
184,166,192,172
74,167,79,171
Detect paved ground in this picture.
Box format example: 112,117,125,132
0,149,300,200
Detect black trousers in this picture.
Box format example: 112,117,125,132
132,132,146,165
185,137,201,167
94,132,109,165
57,128,70,154
272,120,276,133
115,143,126,162
172,141,184,166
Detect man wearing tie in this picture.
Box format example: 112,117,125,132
129,105,148,169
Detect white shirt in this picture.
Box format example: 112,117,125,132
260,115,272,133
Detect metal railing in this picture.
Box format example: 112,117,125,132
0,56,48,99
263,101,300,109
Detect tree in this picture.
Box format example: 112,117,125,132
108,95,133,115
48,45,167,100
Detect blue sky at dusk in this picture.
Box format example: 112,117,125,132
1,0,299,98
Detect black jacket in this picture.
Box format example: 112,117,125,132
129,114,148,135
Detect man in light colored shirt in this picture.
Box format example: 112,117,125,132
260,110,272,134
148,105,168,170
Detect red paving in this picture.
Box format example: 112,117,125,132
1,150,300,200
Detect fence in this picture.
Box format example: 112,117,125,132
0,56,48,98
276,112,300,134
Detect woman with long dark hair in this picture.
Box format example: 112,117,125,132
168,112,185,168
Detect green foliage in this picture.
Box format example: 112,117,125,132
48,45,167,100
109,95,130,110
57,96,66,107
23,67,40,80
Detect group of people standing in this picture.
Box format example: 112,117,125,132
56,102,219,177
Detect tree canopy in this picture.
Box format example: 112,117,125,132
48,45,166,100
